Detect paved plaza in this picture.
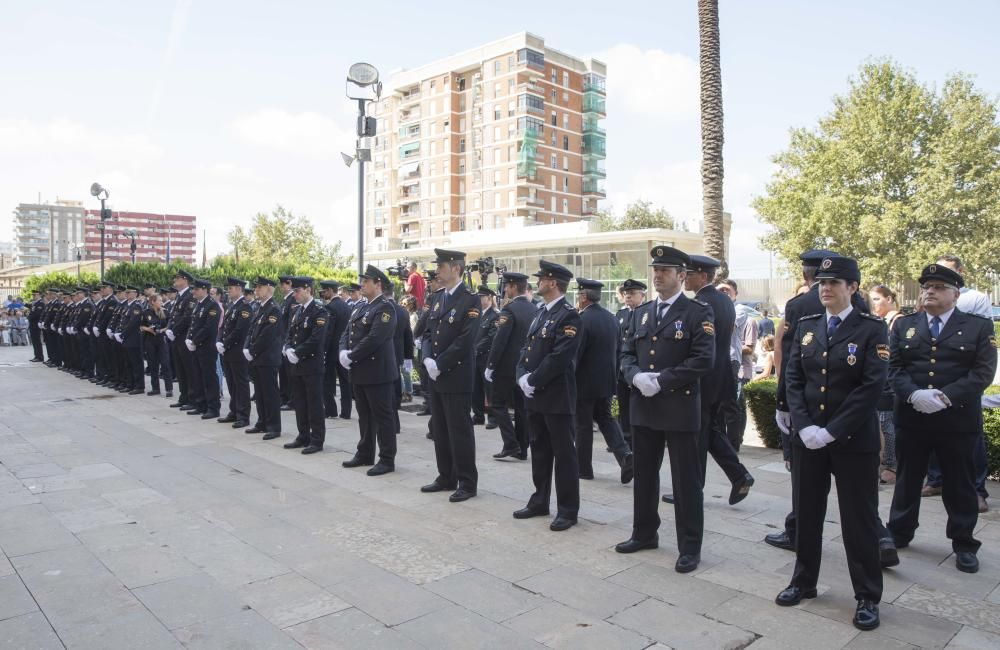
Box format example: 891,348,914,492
0,347,998,649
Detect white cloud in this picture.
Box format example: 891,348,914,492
595,44,699,120
229,109,355,158
0,118,162,161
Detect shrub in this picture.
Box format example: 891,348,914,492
986,385,1000,481
744,378,782,449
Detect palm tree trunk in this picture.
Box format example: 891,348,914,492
698,0,727,278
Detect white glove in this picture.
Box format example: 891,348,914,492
82,328,89,336
243,348,253,362
910,389,948,414
92,326,99,336
775,410,791,435
115,333,123,343
798,425,825,450
816,427,835,446
517,373,535,398
185,339,195,352
286,349,299,364
58,327,63,335
983,393,1000,409
484,368,494,383
215,342,225,354
339,350,352,369
632,372,661,397
165,329,175,341
423,357,440,381
403,359,413,372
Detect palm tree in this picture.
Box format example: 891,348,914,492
698,0,727,278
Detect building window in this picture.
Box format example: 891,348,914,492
494,61,501,75
551,154,557,169
551,196,556,211
508,79,514,93
459,118,467,131
550,112,557,126
459,138,466,153
508,101,515,117
494,126,501,142
493,170,501,185
552,89,557,103
494,82,501,98
494,106,501,120
562,198,569,213
508,55,514,70
563,71,569,86
563,156,568,171
563,135,569,151
550,69,557,84
563,91,569,103
563,177,569,192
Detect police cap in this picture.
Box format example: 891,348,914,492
814,256,861,284
533,259,573,282
648,245,690,268
918,263,964,289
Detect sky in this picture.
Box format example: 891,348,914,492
2,0,999,277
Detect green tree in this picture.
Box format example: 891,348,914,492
754,60,1000,285
595,199,675,231
699,0,728,278
228,205,352,269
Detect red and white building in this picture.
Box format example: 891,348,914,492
83,211,197,264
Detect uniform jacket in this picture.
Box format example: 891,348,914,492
695,284,736,406
221,296,253,353
286,299,328,376
246,298,283,367
74,299,94,336
342,294,396,385
621,293,715,431
323,296,351,361
516,296,582,414
280,292,296,337
615,306,637,381
427,283,480,393
188,297,221,351
413,289,441,354
29,299,44,326
575,302,619,400
118,300,144,348
891,309,997,433
785,309,888,453
391,300,415,367
167,288,195,341
486,296,536,382
475,307,499,366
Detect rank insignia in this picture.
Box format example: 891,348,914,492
674,320,684,340
847,342,858,366
563,325,577,337
133,309,140,315
802,332,814,346
466,309,479,318
498,316,508,325
241,311,249,318
701,321,715,336
876,343,890,361
268,315,277,323
905,327,916,339
316,318,326,326
381,312,390,323
209,310,217,317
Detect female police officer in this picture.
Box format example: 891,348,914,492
776,256,888,632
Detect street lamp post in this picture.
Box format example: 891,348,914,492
90,183,111,280
344,62,381,277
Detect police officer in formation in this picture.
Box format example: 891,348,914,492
615,279,647,449
244,277,284,440
185,278,221,418
385,280,414,435
166,270,196,409
28,290,45,362
473,286,499,427
281,277,328,454
485,272,535,460
319,280,351,420
218,277,253,429
277,275,297,410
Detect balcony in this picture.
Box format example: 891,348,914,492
583,160,606,178
398,106,421,123
517,195,544,207
399,142,421,160
583,73,606,95
583,179,606,197
582,133,606,159
398,208,421,222
398,187,421,203
398,124,421,142
399,89,421,106
517,48,545,73
583,116,606,136
518,82,545,97
583,91,606,116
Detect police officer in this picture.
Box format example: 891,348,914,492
91,282,116,384
574,278,634,484
280,277,328,454
73,287,95,379
514,260,583,531
165,270,197,409
118,286,145,394
217,277,253,428
340,265,398,474
319,280,351,419
28,290,44,362
775,256,886,632
382,281,413,435
887,263,998,574
421,249,481,502
615,279,646,448
473,286,499,427
413,271,441,421
277,275,296,409
767,249,870,551
244,277,284,440
486,272,535,460
185,278,221,418
615,246,715,574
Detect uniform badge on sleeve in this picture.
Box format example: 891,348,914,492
701,321,715,336
268,315,277,323
381,312,390,323
316,318,326,326
876,343,890,361
466,309,479,318
563,325,577,337
241,311,250,318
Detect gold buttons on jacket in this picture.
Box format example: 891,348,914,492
930,359,936,364
652,336,657,341
649,350,655,356
649,364,655,369
928,371,935,377
819,404,825,411
820,386,826,392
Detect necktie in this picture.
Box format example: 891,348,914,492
827,315,841,339
439,291,448,314
657,302,669,325
930,316,941,338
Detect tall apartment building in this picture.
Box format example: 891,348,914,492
13,200,86,266
365,32,606,253
83,211,197,264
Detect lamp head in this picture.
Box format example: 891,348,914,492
348,62,379,86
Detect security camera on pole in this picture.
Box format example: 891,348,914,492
343,62,381,278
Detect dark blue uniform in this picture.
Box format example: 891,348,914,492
285,299,328,450
322,296,352,418
391,298,414,434
473,306,499,423
187,297,221,415
486,295,536,457
246,297,284,436
615,306,637,445
278,291,296,406
220,296,253,424
167,288,196,407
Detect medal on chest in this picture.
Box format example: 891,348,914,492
542,318,553,337
847,342,857,366
674,320,684,340
448,308,456,324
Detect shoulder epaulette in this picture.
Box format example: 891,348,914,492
638,299,654,308
800,313,823,321
692,298,709,307
860,312,883,322
563,303,575,310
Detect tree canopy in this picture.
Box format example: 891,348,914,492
754,60,1000,286
228,205,352,269
595,199,676,232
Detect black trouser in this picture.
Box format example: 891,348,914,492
418,346,431,408
393,374,402,433
336,363,351,418
697,400,749,487
472,362,487,420
526,411,580,518
171,339,194,404
158,337,173,388
93,334,107,378
223,349,251,421
279,357,291,404
251,365,281,433
632,425,703,555
489,380,527,454
354,382,396,464
194,348,220,413
290,372,325,447
322,359,340,417
30,324,43,359
64,333,76,370
116,342,129,383
43,330,58,365
126,345,144,390
616,379,632,446
144,336,161,391
576,397,631,474
792,444,882,602
888,427,981,553
718,378,749,452
430,390,477,491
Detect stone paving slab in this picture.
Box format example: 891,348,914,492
0,349,998,649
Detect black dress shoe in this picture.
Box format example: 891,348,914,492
301,445,323,455
956,551,979,573
280,404,294,411
549,516,577,532
245,427,264,434
283,440,307,449
232,420,249,429
165,391,173,398
186,409,206,416
764,531,795,551
619,453,634,484
579,471,595,480
178,403,195,410
449,488,476,503
366,463,394,476
485,422,498,430
853,599,880,631
615,536,659,554
515,453,527,460
513,507,549,519
127,389,144,395
775,585,817,606
201,411,220,420
879,538,899,568
472,416,485,425
339,414,351,420
729,473,755,505
218,414,237,423
493,448,520,460
675,554,700,574
262,432,281,441
416,409,431,416
661,494,675,504
420,482,454,493
146,390,160,396
342,456,374,468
